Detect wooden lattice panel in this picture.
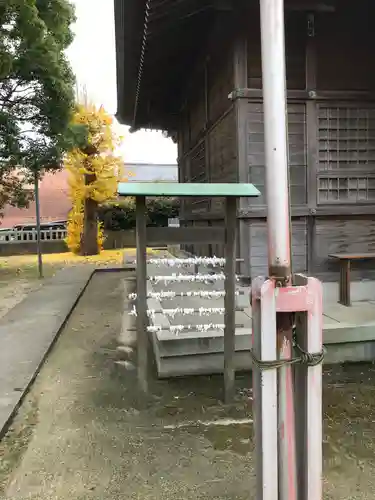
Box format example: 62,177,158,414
317,176,375,203
318,105,375,203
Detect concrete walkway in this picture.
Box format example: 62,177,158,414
0,265,95,438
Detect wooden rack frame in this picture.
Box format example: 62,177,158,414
117,182,260,402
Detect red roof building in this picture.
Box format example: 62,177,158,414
1,170,70,228
0,163,178,228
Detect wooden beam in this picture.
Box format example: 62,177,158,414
135,195,148,396
233,36,248,184
224,196,237,403
230,88,375,102
286,1,335,12
307,215,315,275
306,13,318,274
233,35,250,279
230,88,309,100
233,35,251,282
147,227,225,245
180,203,375,222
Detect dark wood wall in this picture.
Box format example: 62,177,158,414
177,17,238,257
176,0,375,281
243,0,375,279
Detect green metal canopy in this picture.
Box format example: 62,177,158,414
117,182,260,198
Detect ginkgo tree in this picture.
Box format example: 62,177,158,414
64,103,124,255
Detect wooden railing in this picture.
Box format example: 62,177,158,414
0,228,67,243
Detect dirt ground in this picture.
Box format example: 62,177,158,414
0,279,41,320
0,248,137,319
0,272,375,499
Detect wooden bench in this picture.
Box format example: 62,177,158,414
329,253,375,307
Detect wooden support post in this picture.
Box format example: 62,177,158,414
339,260,351,307
307,214,315,275
306,12,318,277
224,196,237,403
233,36,251,280
136,195,148,395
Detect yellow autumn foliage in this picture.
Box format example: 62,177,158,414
64,103,124,254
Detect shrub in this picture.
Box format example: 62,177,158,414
99,197,179,231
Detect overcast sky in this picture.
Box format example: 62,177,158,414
66,0,177,165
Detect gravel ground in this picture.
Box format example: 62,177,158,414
0,279,41,320
0,272,374,499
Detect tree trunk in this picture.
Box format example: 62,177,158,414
81,173,99,256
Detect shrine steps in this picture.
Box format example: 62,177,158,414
149,318,375,378
151,328,252,378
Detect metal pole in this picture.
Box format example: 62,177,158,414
294,275,323,500
252,277,278,500
34,171,43,279
259,0,291,277
259,0,297,499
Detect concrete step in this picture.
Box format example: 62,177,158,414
154,349,253,378
129,259,375,378
150,321,375,378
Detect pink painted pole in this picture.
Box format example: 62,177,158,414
252,278,278,500
259,0,291,276
277,323,297,500
305,277,323,500
258,0,297,497
292,275,324,500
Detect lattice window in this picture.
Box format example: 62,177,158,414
318,176,375,203
318,105,375,203
318,106,375,171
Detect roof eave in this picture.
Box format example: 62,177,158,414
114,0,147,126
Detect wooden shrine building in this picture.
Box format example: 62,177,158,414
114,0,375,281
